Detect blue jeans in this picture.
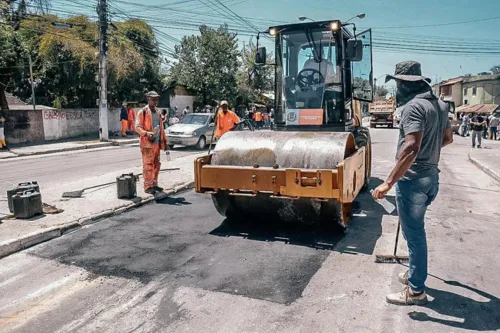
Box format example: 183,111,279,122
395,174,439,292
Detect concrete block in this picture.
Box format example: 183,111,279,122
20,228,61,249
0,239,23,258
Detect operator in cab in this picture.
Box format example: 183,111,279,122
215,100,240,139
301,45,339,84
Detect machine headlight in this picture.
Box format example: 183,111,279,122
330,21,340,31
184,132,197,137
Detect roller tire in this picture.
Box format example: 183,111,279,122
319,200,347,233
211,192,241,220
354,126,372,191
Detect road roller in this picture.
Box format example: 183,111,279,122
195,20,374,228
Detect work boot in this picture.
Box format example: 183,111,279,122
398,270,409,285
153,186,164,192
386,286,428,306
145,187,156,195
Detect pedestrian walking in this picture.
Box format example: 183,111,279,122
215,100,240,139
373,61,453,306
460,113,469,137
120,104,128,137
183,106,190,117
0,110,7,150
135,91,168,194
161,109,169,129
470,113,485,148
127,104,136,132
483,113,489,139
489,113,499,141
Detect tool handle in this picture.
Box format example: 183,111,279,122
393,218,401,256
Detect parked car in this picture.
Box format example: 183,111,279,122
166,113,215,150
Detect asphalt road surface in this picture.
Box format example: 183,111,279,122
1,128,499,333
0,145,202,191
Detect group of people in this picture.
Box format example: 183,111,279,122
248,107,274,130
119,104,137,137
459,112,499,147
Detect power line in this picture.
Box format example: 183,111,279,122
369,15,500,29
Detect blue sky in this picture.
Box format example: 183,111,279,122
52,0,500,88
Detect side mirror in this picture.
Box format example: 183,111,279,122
346,39,363,62
255,47,267,65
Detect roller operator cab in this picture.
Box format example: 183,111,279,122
194,20,374,229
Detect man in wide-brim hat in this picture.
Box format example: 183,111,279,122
373,61,454,305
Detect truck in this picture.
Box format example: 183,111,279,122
369,98,395,128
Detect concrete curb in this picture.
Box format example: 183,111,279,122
468,150,500,183
1,139,140,159
0,180,195,259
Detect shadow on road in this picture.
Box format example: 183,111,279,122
156,196,192,206
408,279,500,331
210,177,390,255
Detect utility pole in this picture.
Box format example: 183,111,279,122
28,54,36,112
97,0,109,141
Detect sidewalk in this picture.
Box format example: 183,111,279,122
0,152,204,258
468,139,500,183
0,136,139,159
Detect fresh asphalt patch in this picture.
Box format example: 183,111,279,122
30,190,354,305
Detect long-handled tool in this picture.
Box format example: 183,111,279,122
375,218,409,264
61,168,180,198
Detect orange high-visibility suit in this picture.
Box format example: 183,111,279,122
215,109,240,139
127,107,136,131
135,106,167,191
255,111,262,122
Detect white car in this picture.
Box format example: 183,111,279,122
166,113,215,150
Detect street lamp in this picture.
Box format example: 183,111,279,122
298,16,315,22
345,13,366,23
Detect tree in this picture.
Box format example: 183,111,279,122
3,12,164,108
236,40,274,106
170,25,240,105
375,85,389,100
491,65,500,75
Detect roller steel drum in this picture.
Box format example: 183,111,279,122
210,131,357,226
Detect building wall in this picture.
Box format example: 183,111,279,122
451,83,463,107
439,82,463,107
170,95,195,116
4,108,122,144
3,109,45,144
463,80,500,105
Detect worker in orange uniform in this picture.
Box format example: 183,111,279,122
120,105,128,137
127,104,136,132
135,91,168,194
254,109,263,130
263,112,269,129
215,100,240,139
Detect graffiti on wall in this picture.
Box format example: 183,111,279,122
43,110,99,120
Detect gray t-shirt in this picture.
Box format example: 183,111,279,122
396,92,451,180
489,115,499,128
